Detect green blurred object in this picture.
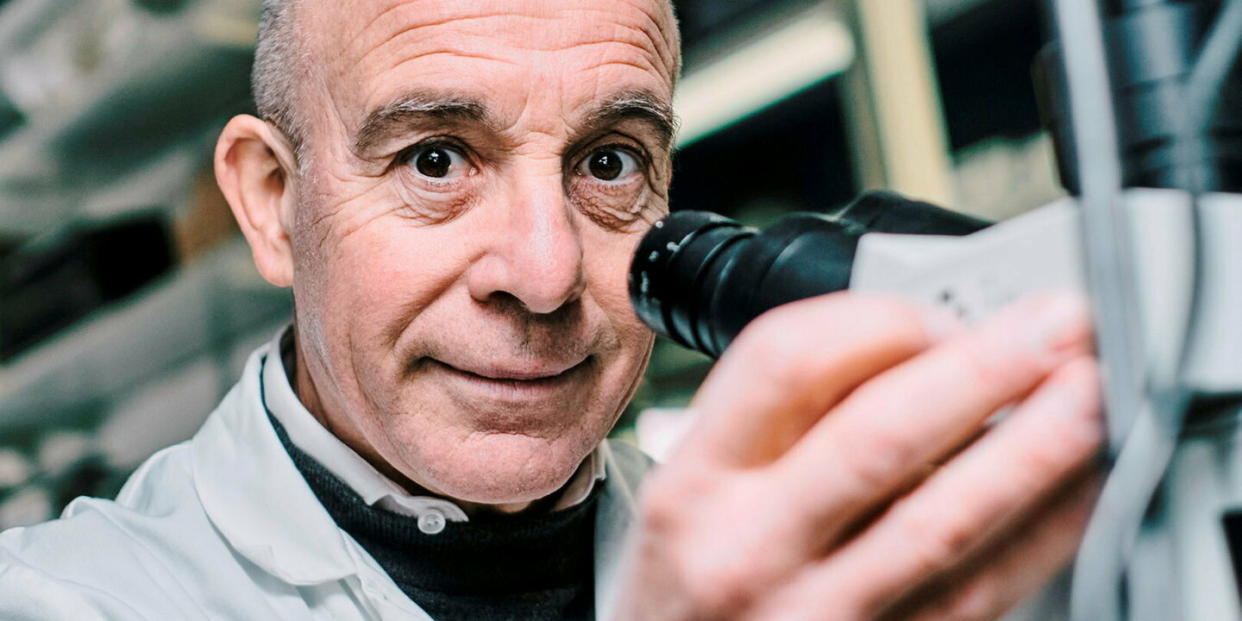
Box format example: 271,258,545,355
0,94,21,141
131,0,189,14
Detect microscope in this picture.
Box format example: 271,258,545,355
628,1,1242,619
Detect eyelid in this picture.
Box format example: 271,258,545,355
576,148,643,184
395,136,477,169
394,143,483,191
573,141,649,177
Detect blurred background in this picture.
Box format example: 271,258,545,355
0,0,1065,527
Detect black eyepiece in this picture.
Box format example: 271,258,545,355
628,192,990,358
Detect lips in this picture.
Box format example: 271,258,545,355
423,355,593,400
438,358,587,382
418,354,594,433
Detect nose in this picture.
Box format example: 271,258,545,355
466,173,586,314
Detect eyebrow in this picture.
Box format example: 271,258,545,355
351,88,678,156
585,90,678,150
352,90,491,155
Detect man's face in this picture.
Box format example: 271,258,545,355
287,0,676,505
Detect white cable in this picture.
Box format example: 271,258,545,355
1069,1,1242,619
1046,0,1148,620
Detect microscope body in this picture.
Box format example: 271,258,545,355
853,188,1242,620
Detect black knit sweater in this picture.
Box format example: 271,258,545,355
268,414,598,620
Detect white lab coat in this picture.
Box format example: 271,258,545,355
0,343,651,620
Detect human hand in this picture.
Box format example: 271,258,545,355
614,292,1102,620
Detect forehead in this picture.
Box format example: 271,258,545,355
303,0,677,134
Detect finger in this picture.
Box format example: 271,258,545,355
779,355,1102,618
878,473,1101,621
742,474,1099,621
681,293,957,467
770,293,1092,545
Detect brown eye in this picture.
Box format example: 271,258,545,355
579,148,638,182
405,144,468,179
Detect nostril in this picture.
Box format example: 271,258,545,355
479,290,586,325
464,203,586,313
484,291,527,312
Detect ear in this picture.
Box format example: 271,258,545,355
214,114,300,287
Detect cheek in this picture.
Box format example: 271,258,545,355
584,227,651,340
297,213,472,357
349,235,455,316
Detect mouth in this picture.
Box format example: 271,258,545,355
425,356,594,402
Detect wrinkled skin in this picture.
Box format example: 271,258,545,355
215,0,1104,618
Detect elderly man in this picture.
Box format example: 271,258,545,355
0,0,1101,619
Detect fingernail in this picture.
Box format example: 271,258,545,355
1026,292,1091,355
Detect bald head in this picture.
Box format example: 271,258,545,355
251,0,682,168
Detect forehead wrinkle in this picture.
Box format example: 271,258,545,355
353,1,412,48
351,5,673,81
566,3,677,79
583,59,658,77
341,41,516,129
544,38,663,76
374,48,520,84
355,12,545,69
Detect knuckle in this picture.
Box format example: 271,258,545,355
899,504,976,576
838,424,919,493
1014,443,1073,487
950,338,1031,391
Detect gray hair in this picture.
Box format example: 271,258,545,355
252,0,309,169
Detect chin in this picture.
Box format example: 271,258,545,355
400,427,598,506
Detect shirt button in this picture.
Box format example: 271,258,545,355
418,510,446,535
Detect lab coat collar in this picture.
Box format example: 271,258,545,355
191,342,358,585
593,439,642,620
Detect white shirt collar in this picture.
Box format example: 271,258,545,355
260,327,606,523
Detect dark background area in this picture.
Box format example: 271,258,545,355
670,0,1049,220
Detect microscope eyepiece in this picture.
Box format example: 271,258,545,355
628,193,990,358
